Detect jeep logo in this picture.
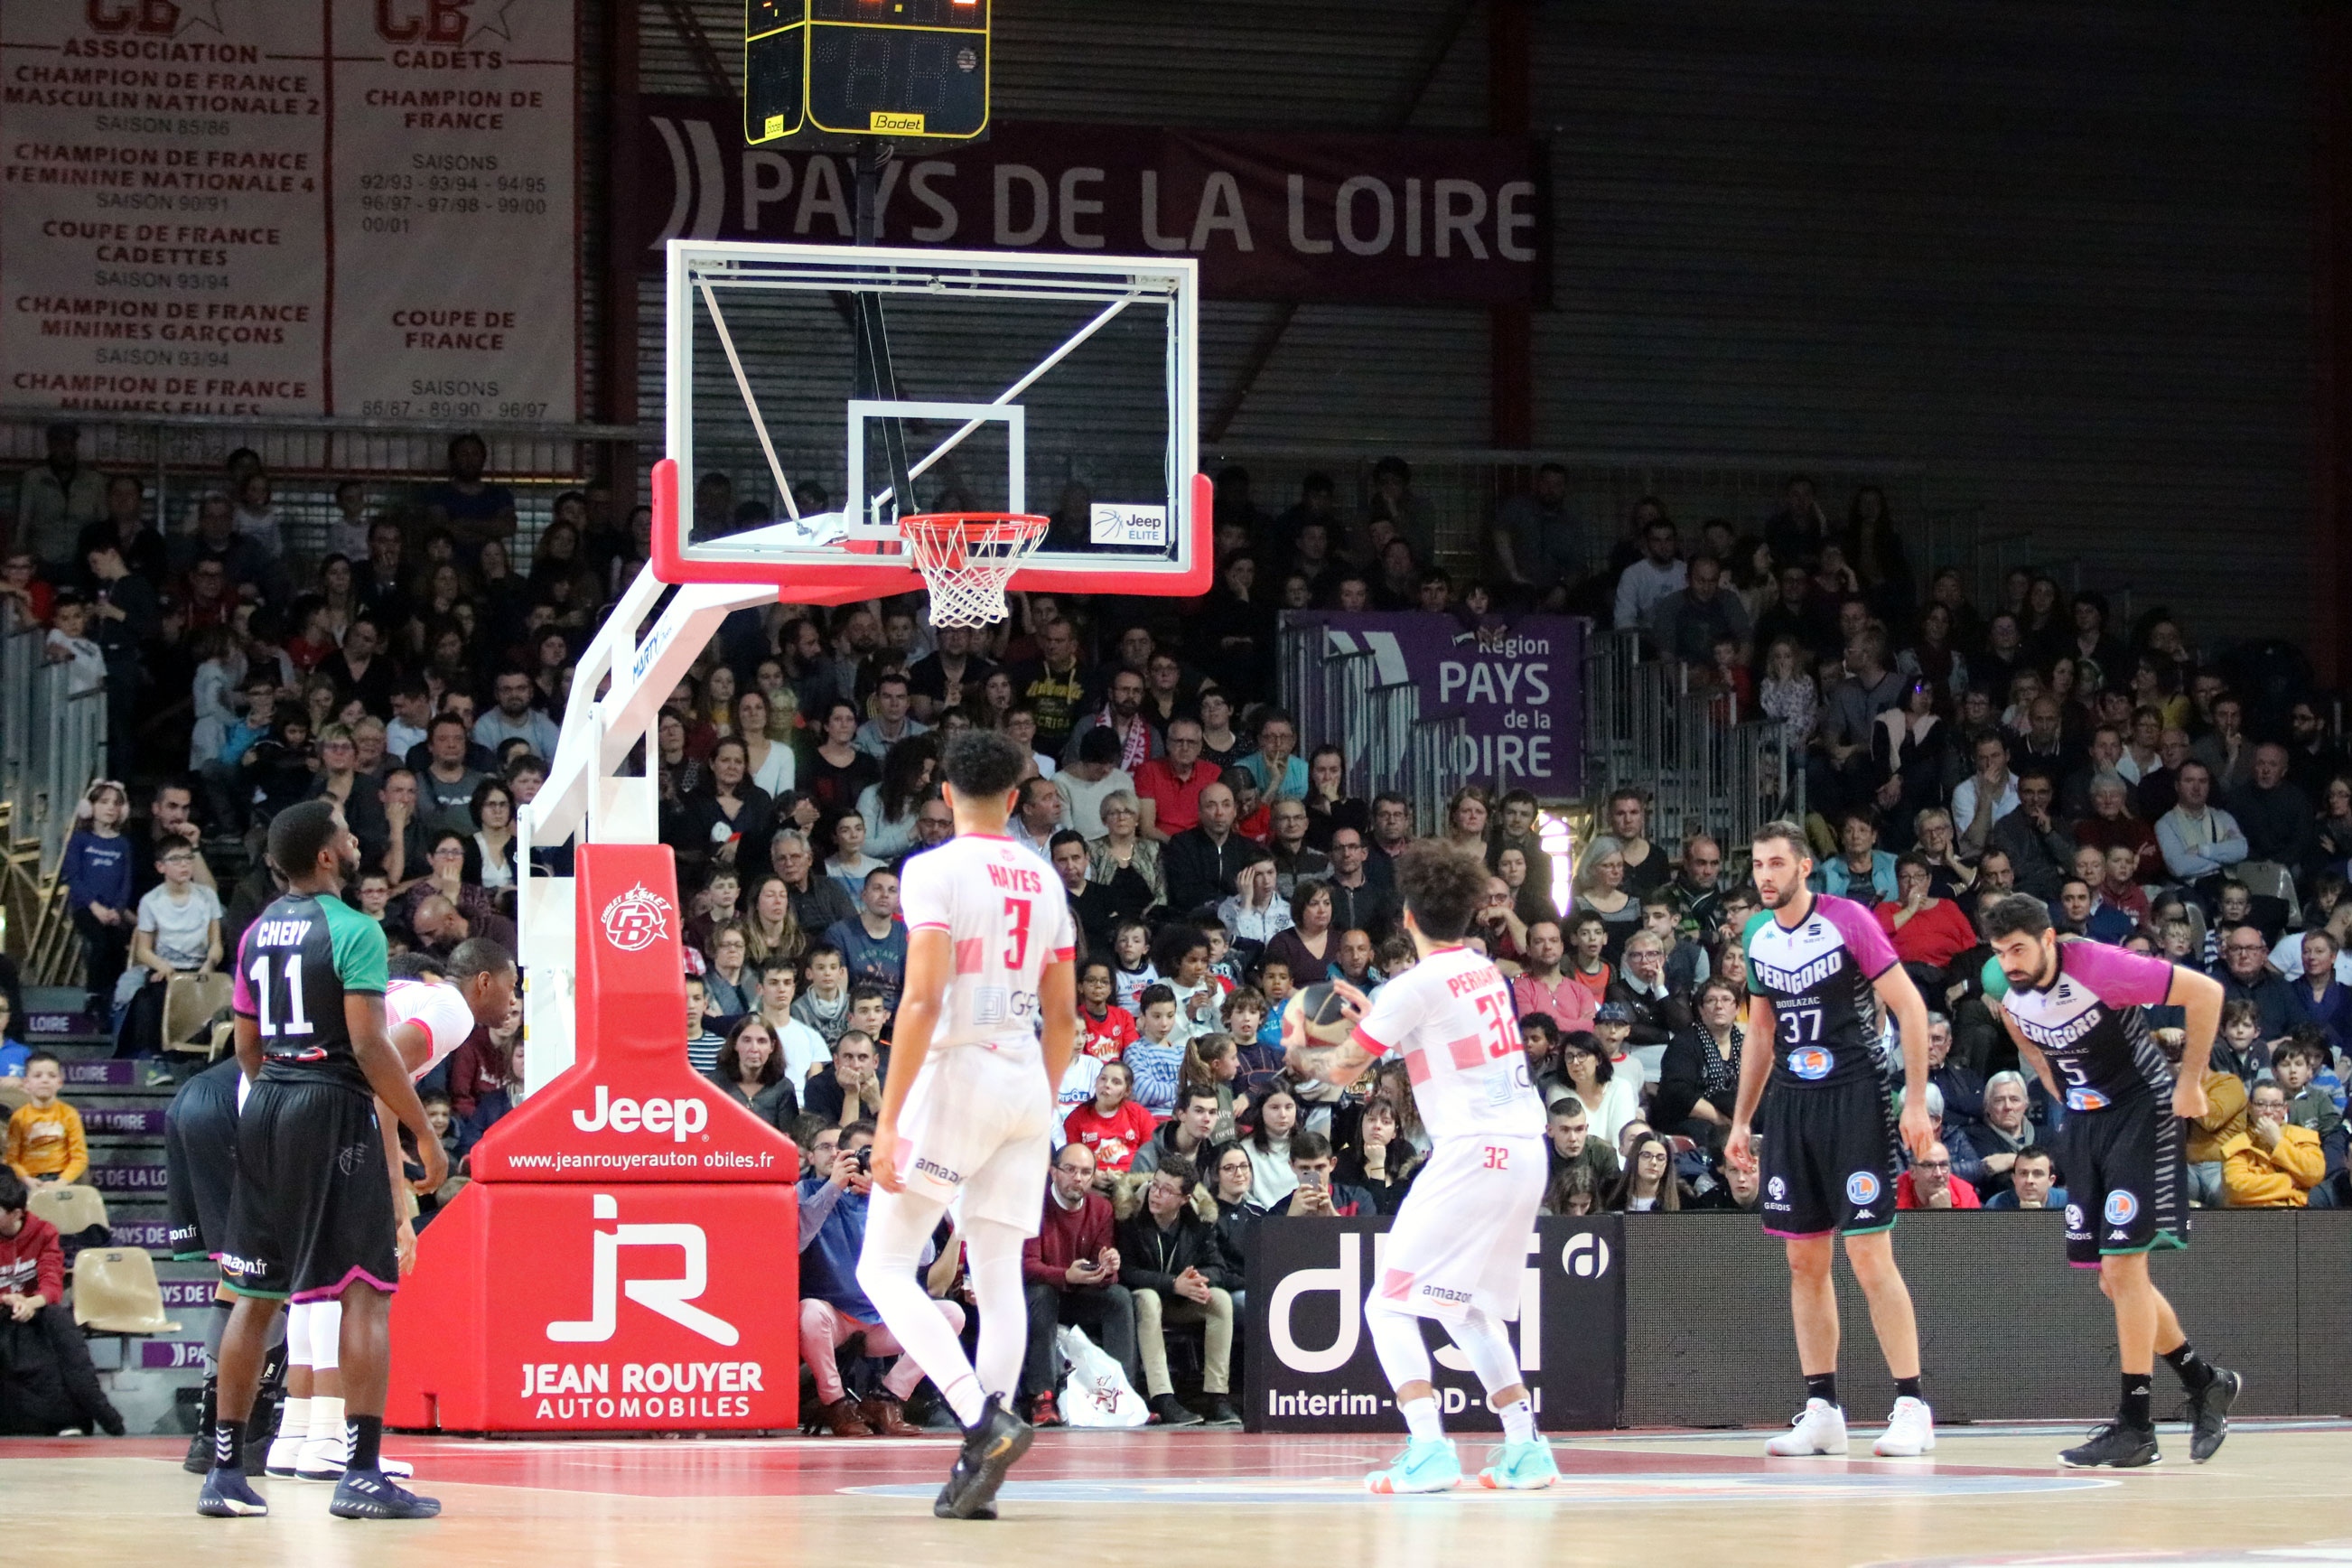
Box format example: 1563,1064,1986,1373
573,1084,709,1143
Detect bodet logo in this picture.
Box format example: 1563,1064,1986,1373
526,1194,764,1423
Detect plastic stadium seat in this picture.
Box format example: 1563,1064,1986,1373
27,1183,108,1237
163,972,235,1054
71,1247,181,1335
0,1083,25,1117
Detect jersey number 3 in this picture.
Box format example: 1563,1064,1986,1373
1001,898,1033,969
246,953,315,1038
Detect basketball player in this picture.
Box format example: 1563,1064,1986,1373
1279,840,1555,1495
200,800,446,1520
1725,820,1937,1459
856,730,1077,1521
266,944,516,1483
164,1055,270,1475
1980,895,2241,1467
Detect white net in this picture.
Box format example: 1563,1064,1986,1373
900,512,1050,627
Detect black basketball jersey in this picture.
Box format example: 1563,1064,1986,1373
232,891,387,1092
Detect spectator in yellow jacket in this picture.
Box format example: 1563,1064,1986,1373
2223,1083,2325,1208
5,1053,88,1187
2166,1025,2245,1209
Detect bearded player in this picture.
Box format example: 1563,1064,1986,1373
1980,894,2240,1467
856,729,1078,1521
1726,820,1937,1459
266,943,516,1483
1280,839,1554,1496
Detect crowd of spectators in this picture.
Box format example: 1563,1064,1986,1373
9,432,2352,1430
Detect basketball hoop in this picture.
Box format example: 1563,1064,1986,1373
899,510,1050,627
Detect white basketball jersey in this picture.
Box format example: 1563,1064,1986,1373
386,977,478,1080
897,833,1076,1063
1352,944,1545,1142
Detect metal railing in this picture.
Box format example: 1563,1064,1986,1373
1277,614,1467,827
1581,628,1799,854
2,608,109,894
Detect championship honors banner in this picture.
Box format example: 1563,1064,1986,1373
0,0,577,420
624,96,1548,306
1244,1215,1625,1433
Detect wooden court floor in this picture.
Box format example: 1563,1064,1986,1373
15,1422,2352,1568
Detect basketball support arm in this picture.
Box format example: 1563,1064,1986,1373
515,558,779,1096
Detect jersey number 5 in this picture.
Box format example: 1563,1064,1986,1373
1002,898,1033,969
246,953,315,1039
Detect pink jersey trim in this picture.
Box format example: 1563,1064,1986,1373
1356,1030,1392,1059
909,920,950,933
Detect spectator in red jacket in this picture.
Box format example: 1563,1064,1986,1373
0,1168,122,1433
1060,1060,1158,1181
1018,1143,1138,1427
1875,854,1981,989
1894,1141,1982,1210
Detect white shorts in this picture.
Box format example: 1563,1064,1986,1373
1373,1134,1547,1324
895,1042,1057,1234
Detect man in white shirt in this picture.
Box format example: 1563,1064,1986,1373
1611,516,1687,632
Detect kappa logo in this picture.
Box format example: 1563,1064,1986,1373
2104,1190,2140,1226
1845,1171,1882,1206
601,882,672,953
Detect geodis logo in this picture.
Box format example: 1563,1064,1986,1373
600,882,672,954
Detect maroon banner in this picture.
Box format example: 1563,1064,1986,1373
624,98,1547,305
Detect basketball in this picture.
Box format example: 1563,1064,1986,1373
1290,981,1356,1046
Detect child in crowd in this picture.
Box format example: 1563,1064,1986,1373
6,1053,88,1186
1224,985,1283,1108
1055,1045,1104,1126
2270,1032,2346,1148
119,840,224,1058
793,945,853,1046
688,865,742,955
1077,957,1138,1063
1125,984,1185,1119
1152,926,1220,1048
61,779,135,1012
1060,1059,1156,1180
1200,924,1244,994
1110,919,1156,1011
1566,910,1613,1003
1182,1031,1246,1143
754,959,831,1082
823,812,886,897
353,870,395,927
1641,891,1709,993
1591,1002,1641,1090
0,995,29,1087
684,975,725,1074
2216,998,2269,1082
43,593,105,693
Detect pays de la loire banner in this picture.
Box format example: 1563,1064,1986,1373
0,0,577,420
625,96,1547,305
1294,611,1585,795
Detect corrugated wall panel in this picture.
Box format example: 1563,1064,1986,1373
1536,0,2312,640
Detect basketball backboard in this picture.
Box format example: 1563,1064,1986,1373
652,238,1209,607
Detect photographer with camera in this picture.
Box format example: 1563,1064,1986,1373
795,1120,966,1438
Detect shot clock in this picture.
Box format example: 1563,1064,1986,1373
745,0,992,145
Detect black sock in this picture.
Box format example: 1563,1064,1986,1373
1894,1376,1923,1401
348,1414,383,1472
2121,1374,2152,1428
210,1417,244,1473
1805,1372,1837,1406
2161,1341,2215,1392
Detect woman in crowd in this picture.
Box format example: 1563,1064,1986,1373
1758,637,1817,749
468,776,519,896
1243,1084,1302,1210
1209,1144,1268,1281
741,873,806,970
1089,789,1165,908
734,687,796,798
2073,772,2161,881
802,698,879,817
1333,1095,1421,1215
1140,651,1192,734
701,665,739,740
1443,787,1494,860
1573,835,1640,958
707,1015,798,1130
1897,602,1969,705
402,828,499,932
1608,1129,1687,1213
1655,976,1743,1146
1300,743,1367,852
1871,676,1950,850
1556,1030,1640,1153
672,736,773,876
305,723,364,817
2315,776,2352,869
1910,806,1975,899
854,734,937,861
1257,875,1332,982
1196,688,1250,771
702,920,758,1019
824,812,887,896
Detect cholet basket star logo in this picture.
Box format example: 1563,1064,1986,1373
600,882,672,953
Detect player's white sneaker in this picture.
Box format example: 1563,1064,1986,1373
1765,1397,1848,1455
1871,1396,1936,1457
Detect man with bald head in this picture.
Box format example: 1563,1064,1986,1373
1164,781,1249,915
409,894,516,958
2226,742,2316,870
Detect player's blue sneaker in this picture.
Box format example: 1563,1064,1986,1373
1477,1439,1561,1490
328,1468,442,1519
196,1468,268,1517
1366,1437,1461,1494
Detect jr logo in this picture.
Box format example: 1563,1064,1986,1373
546,1194,739,1347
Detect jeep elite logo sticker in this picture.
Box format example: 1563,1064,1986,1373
601,882,672,953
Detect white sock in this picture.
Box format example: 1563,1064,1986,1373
1498,1396,1535,1444
275,1397,311,1450
1399,1395,1444,1443
855,1189,986,1427
308,1395,347,1448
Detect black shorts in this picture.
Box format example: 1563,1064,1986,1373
1758,1076,1899,1239
2059,1094,2188,1266
163,1060,243,1261
219,1078,398,1302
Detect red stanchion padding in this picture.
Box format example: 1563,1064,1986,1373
468,841,798,1183
387,1180,798,1433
